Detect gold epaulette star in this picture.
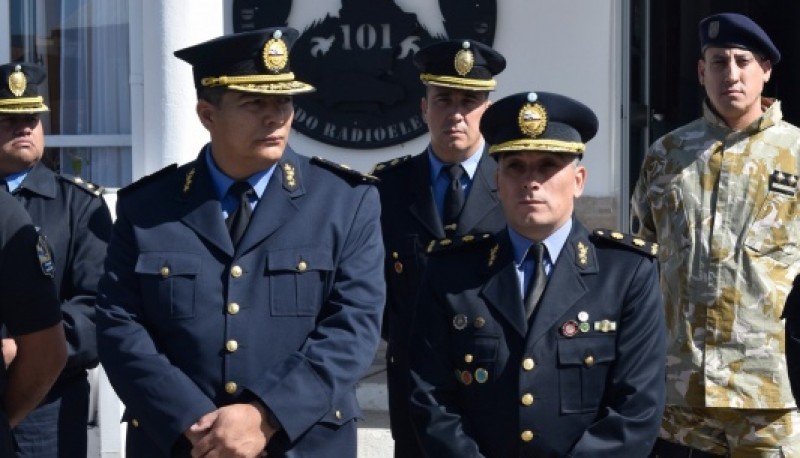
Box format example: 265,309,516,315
370,155,411,175
427,233,494,255
591,229,658,257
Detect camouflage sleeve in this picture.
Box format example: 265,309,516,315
630,145,658,242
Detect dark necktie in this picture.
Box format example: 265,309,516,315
442,164,465,231
225,181,253,247
524,243,547,319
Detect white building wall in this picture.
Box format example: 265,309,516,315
216,0,620,197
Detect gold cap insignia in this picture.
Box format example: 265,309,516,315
454,41,474,77
8,65,26,97
263,30,289,73
708,21,720,39
518,93,547,138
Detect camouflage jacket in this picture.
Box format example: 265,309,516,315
631,99,800,409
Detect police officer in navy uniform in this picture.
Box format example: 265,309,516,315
408,91,667,457
371,39,506,457
0,189,66,456
786,276,800,404
0,62,112,457
96,27,385,457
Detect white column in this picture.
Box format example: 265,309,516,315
130,0,224,180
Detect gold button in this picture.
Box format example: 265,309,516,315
522,358,535,371
335,410,342,420
521,430,534,442
584,355,595,367
521,393,534,406
297,260,307,272
160,266,170,277
225,381,238,394
464,354,474,364
227,302,240,314
131,418,140,428
474,317,486,329
231,265,242,278
226,340,239,352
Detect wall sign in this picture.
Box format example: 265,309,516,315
233,0,497,149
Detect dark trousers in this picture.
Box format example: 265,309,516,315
649,438,727,458
387,358,424,458
13,374,89,458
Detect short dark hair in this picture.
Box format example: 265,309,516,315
197,86,227,106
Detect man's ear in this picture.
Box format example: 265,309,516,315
196,100,215,129
697,58,706,86
420,97,428,123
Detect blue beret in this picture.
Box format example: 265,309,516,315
414,39,506,91
0,63,49,114
699,13,780,64
480,91,598,156
174,27,315,95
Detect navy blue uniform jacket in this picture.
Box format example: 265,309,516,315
0,190,62,455
12,162,111,375
409,222,666,457
96,147,385,457
784,274,800,403
373,150,504,452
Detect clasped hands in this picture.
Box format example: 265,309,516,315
185,401,276,458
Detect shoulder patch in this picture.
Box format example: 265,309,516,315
118,164,178,197
311,156,378,184
591,229,658,257
60,174,104,197
427,233,494,255
370,155,412,175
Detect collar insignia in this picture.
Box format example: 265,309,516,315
488,243,499,267
183,168,195,193
577,241,588,265
283,162,297,191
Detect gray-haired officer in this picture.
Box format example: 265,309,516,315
631,12,800,457
409,91,666,457
0,62,113,457
96,27,385,457
372,39,506,457
0,189,66,456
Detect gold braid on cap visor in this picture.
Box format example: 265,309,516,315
420,73,496,90
489,139,585,155
201,73,296,87
0,96,49,112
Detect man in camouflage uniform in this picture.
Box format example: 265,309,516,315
631,12,800,457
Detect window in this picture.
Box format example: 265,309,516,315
9,0,131,187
